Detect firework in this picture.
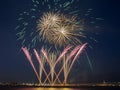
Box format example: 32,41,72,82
16,0,100,49
15,0,102,85
37,12,84,47
22,47,41,84
22,43,87,85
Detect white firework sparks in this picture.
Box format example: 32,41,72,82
37,12,84,47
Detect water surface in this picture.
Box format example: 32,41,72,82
0,86,120,90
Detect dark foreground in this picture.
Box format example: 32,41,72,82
0,86,120,90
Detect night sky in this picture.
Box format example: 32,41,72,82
0,0,120,83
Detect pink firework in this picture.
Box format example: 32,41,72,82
22,43,87,85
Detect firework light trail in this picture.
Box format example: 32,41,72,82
15,0,103,85
64,43,87,83
21,43,87,85
15,0,102,49
53,44,83,84
21,47,41,84
33,49,51,84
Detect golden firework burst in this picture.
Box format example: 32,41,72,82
37,12,84,47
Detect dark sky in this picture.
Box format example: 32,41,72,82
0,0,120,83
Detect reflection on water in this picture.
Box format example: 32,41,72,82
0,86,120,90
16,88,82,90
1,87,120,90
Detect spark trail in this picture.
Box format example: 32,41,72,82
22,43,87,85
16,0,102,85
22,47,41,84
16,0,101,49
